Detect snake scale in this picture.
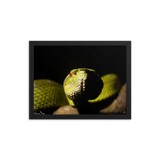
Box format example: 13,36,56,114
34,68,121,112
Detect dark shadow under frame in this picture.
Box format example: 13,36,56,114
29,41,131,119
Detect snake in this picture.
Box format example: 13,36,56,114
34,68,122,113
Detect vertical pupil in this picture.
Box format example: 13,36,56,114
71,70,78,75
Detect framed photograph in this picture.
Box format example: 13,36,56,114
26,38,134,122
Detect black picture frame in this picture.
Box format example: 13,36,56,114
29,41,131,119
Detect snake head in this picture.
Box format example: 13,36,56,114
63,68,103,106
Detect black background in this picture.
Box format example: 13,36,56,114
34,46,126,85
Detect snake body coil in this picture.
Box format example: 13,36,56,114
34,79,68,111
34,68,121,112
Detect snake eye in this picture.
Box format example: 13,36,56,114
72,70,78,75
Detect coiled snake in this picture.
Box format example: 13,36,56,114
34,68,121,113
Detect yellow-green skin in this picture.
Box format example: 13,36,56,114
34,70,121,111
65,73,121,106
34,79,68,111
89,74,121,103
63,68,95,99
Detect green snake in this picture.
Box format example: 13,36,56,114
34,68,121,112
